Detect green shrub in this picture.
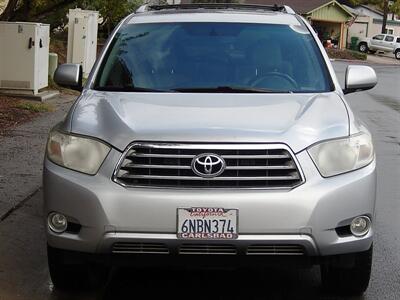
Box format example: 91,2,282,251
326,48,367,61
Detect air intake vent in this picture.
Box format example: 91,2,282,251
179,244,237,255
114,143,304,189
112,242,169,254
247,244,304,255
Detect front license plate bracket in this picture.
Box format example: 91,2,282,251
177,207,238,240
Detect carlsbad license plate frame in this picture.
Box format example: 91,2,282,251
177,207,238,240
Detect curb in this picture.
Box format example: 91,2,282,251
331,58,400,66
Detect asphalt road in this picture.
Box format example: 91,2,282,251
0,61,399,300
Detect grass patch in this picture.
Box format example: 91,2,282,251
15,101,54,113
47,75,81,95
47,76,59,90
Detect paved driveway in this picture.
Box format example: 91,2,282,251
367,53,400,65
0,62,399,300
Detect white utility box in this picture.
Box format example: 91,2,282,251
0,22,49,94
67,9,99,77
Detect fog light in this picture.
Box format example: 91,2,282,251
350,216,371,237
48,212,68,233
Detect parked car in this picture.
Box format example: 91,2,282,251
47,3,378,295
358,33,398,53
394,37,400,60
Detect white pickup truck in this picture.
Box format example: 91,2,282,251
358,34,398,54
394,37,400,60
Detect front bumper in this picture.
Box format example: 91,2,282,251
43,148,376,257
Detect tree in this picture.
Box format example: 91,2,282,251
382,0,389,33
0,0,77,23
83,0,143,35
343,0,400,33
0,0,143,34
0,0,19,21
389,0,400,19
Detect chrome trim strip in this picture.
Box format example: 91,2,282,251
100,232,318,256
127,143,294,150
128,153,196,159
124,164,295,171
124,164,192,170
127,153,290,159
226,165,295,170
120,175,300,181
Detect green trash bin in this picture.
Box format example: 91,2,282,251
48,53,58,80
350,37,359,51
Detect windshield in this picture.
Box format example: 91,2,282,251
94,22,333,93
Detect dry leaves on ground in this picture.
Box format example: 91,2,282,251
0,96,52,135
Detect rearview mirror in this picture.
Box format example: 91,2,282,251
344,65,377,95
54,64,83,91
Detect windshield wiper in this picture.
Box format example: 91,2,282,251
94,85,292,93
94,86,170,92
172,86,291,93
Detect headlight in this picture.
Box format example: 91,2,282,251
47,131,110,175
308,133,374,177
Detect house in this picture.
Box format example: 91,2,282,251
243,0,354,49
345,4,400,45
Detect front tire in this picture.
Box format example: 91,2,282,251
47,245,109,290
359,43,368,53
395,49,400,60
320,246,372,296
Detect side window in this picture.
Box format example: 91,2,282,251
397,37,400,43
372,35,384,40
385,36,394,42
385,28,394,35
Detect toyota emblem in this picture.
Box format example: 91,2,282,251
191,153,226,178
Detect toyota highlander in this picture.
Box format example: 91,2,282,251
45,3,378,295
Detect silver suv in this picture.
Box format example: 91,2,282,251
46,4,378,295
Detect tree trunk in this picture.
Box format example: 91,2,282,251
382,0,389,34
0,0,19,21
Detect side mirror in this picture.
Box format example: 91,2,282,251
344,65,377,95
54,64,83,91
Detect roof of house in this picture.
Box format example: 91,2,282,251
243,0,333,14
342,4,363,16
357,4,383,16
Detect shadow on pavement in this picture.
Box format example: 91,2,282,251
48,266,363,300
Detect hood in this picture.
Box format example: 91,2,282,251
70,91,349,153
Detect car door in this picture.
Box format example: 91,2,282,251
370,34,385,51
395,37,400,53
382,35,396,51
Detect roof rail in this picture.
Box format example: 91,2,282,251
137,3,296,14
283,5,295,14
136,4,148,13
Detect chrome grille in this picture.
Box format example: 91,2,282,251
246,244,304,255
114,143,304,189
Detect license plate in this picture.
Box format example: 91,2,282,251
177,207,238,240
